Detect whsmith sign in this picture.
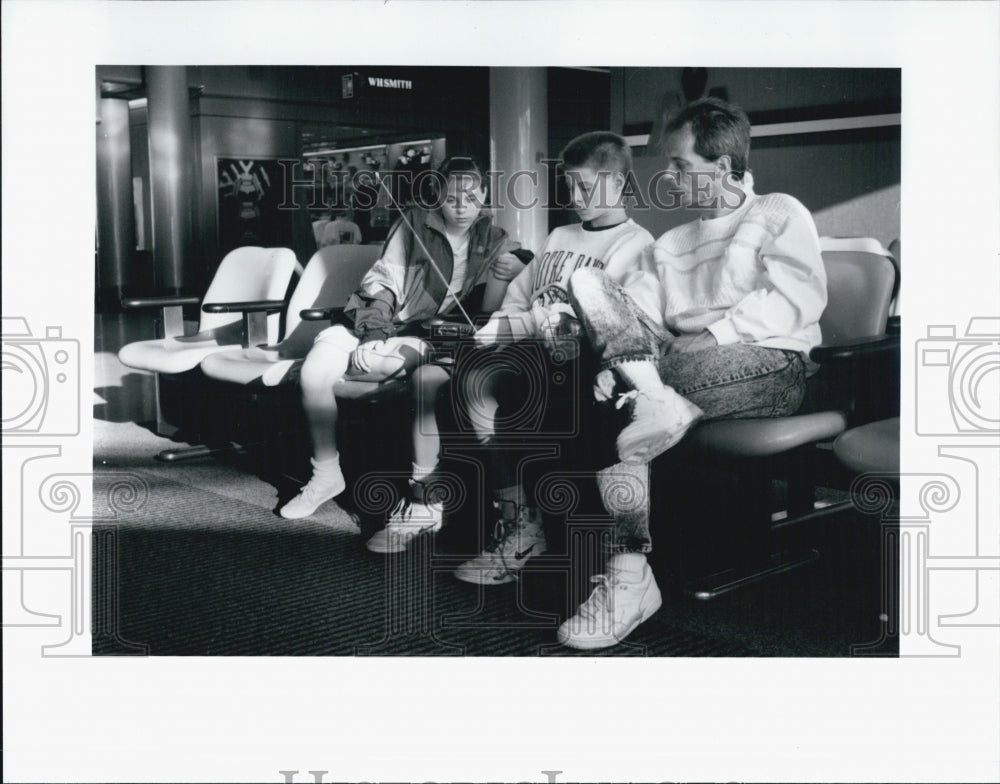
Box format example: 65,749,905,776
342,72,415,99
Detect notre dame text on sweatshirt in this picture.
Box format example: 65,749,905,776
482,218,655,342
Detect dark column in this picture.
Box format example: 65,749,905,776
146,66,194,294
96,97,135,310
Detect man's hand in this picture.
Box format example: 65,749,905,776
491,252,527,281
351,340,386,373
667,331,718,354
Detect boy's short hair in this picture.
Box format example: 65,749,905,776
665,97,752,180
561,131,633,177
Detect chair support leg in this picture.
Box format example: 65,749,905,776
685,549,821,600
680,455,821,600
155,444,217,462
154,376,179,438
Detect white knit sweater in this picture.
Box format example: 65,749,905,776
623,184,827,356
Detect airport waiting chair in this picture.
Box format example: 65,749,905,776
834,417,900,476
199,244,382,388
117,246,300,458
655,237,900,599
196,243,388,481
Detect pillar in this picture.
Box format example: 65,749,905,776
146,66,194,294
489,68,548,254
96,97,135,308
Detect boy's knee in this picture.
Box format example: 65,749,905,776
411,363,449,394
567,266,606,305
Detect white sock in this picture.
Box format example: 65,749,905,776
609,552,647,578
310,455,343,485
615,360,665,393
411,462,438,483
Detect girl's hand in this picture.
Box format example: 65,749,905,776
351,340,387,373
491,252,526,281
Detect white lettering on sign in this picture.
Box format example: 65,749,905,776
367,76,413,90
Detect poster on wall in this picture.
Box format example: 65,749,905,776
216,157,292,254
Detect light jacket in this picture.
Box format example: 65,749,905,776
345,207,521,341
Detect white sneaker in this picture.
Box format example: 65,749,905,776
366,495,444,553
615,385,702,464
557,555,662,650
454,504,547,585
279,468,345,519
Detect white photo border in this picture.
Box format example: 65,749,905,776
2,1,998,782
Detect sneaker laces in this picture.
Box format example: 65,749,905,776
573,567,625,626
614,389,640,410
483,502,529,580
386,496,415,529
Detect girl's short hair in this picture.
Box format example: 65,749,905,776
560,131,633,177
665,97,752,180
436,155,486,188
420,155,488,207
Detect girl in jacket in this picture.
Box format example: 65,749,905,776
280,156,527,556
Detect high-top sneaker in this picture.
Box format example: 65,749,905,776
454,503,547,585
615,384,703,464
556,553,662,649
365,478,445,553
279,458,346,519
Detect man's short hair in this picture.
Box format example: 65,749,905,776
665,97,752,180
561,131,633,177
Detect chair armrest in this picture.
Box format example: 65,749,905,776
201,299,286,314
810,333,901,426
121,295,201,339
300,307,347,323
121,295,201,308
810,333,900,364
201,300,287,349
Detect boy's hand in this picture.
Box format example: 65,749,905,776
539,307,583,360
667,331,718,355
491,252,527,281
351,340,387,373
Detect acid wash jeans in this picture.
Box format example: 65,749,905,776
567,267,807,554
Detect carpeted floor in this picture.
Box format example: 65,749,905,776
93,312,897,658
90,453,894,657
90,465,769,656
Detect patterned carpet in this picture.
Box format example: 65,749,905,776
91,462,892,657
91,467,772,656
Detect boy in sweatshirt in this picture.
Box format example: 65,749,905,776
454,131,656,586
558,98,828,649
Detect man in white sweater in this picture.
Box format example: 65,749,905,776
559,98,828,649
